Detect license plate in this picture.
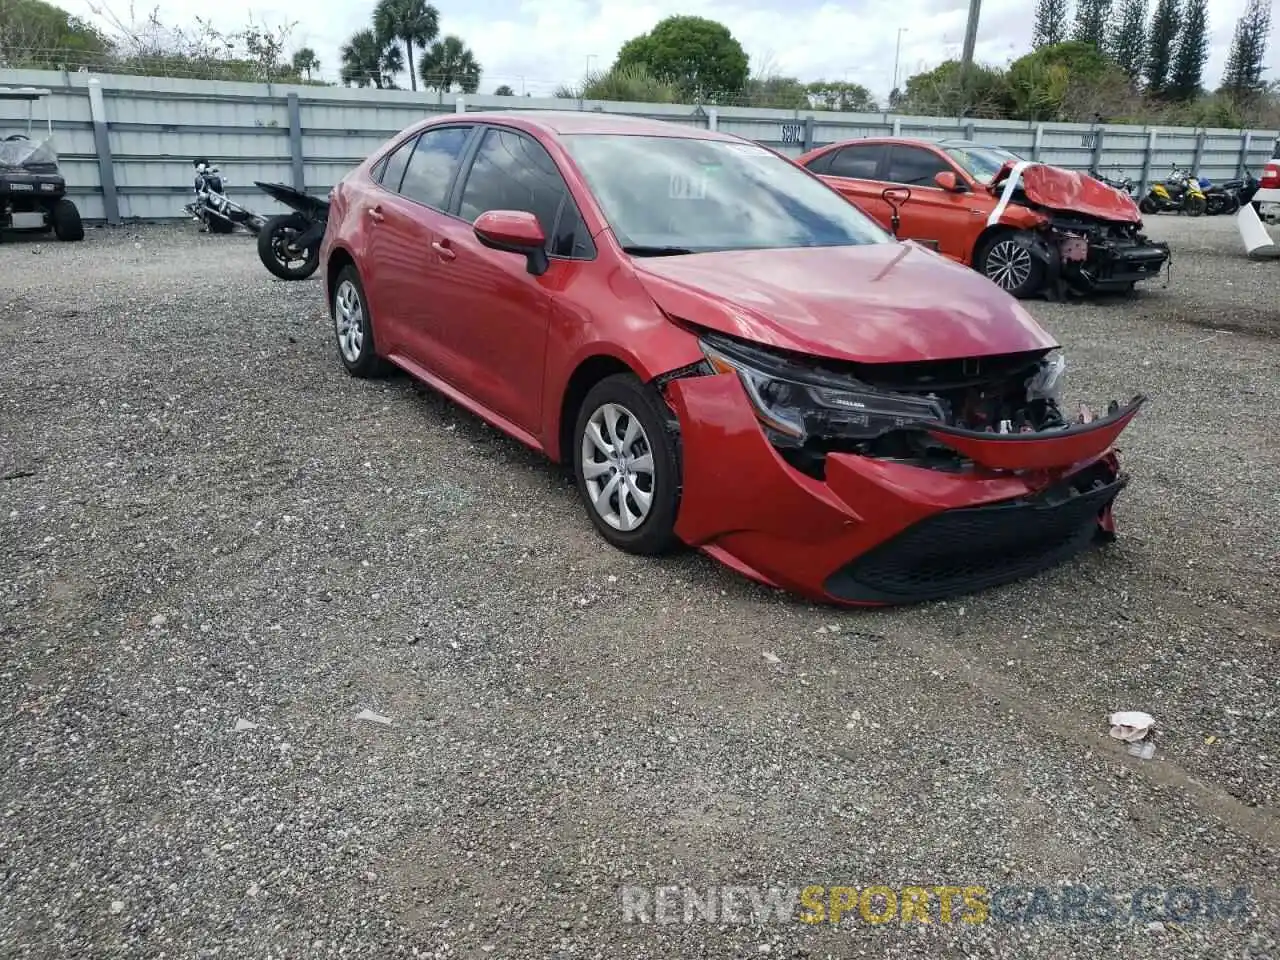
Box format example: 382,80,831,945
1060,235,1089,262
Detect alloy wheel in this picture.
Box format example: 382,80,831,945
579,402,656,532
985,239,1033,291
334,279,364,363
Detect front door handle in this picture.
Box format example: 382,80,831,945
368,206,384,223
431,240,456,261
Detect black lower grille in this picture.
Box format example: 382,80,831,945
824,470,1127,604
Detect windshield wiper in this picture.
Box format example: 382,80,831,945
622,244,695,257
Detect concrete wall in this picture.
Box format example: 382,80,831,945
2,68,1276,224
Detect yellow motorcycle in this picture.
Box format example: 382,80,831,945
1138,165,1206,216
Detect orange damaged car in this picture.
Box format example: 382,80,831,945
797,138,1170,299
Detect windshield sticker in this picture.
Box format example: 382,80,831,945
668,173,708,199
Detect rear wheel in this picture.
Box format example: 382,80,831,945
50,198,83,242
331,265,388,379
258,213,320,280
975,231,1045,299
1138,196,1157,215
572,373,681,556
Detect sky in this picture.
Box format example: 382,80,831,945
75,0,1277,103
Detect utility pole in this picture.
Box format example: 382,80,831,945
891,28,907,100
959,0,981,76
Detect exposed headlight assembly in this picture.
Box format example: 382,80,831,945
698,334,947,444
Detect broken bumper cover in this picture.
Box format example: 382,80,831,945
1067,239,1170,291
664,373,1140,606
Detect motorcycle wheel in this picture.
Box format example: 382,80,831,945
1185,195,1207,217
258,213,321,281
1138,196,1157,215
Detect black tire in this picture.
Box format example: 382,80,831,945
258,213,320,280
330,264,388,379
1138,196,1157,215
974,230,1046,299
572,373,681,556
1184,195,1207,217
206,215,235,234
50,198,84,242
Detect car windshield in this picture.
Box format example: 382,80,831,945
560,133,890,254
942,144,1023,184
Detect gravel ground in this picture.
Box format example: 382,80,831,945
1,213,1278,959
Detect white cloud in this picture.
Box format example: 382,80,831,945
75,0,1275,103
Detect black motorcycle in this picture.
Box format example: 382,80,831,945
1202,178,1241,216
253,181,330,281
184,159,266,234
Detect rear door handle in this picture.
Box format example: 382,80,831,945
368,206,384,223
431,240,456,261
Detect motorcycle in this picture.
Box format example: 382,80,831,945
184,159,266,234
253,181,330,281
1199,176,1242,216
1090,167,1136,197
1138,165,1206,216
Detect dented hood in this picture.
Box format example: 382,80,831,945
631,241,1058,364
994,161,1142,223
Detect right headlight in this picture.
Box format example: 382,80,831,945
698,335,947,444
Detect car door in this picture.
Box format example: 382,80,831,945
810,143,892,228
429,125,596,435
882,144,980,263
364,124,475,372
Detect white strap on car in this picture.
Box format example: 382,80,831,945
987,160,1036,227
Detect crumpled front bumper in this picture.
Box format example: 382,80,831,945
663,372,1136,606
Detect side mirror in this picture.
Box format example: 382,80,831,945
473,210,549,276
934,170,964,192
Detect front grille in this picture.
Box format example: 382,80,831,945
824,469,1127,604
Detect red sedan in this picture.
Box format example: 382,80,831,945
319,111,1143,605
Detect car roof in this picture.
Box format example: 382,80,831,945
434,109,740,141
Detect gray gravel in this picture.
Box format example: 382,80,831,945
1,213,1278,959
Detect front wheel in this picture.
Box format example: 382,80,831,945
573,373,681,556
258,213,320,280
975,231,1045,299
1185,195,1207,217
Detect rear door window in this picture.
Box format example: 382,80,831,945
828,143,886,180
398,125,474,211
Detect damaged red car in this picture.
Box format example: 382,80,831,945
797,138,1170,298
320,113,1144,605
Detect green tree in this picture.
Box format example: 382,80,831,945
493,83,515,96
613,15,749,101
1144,0,1180,94
417,35,481,94
291,46,319,80
1168,0,1208,101
742,74,809,109
1220,0,1271,102
1073,0,1113,49
555,63,679,103
1110,0,1148,82
340,27,402,88
0,0,113,67
373,0,438,92
806,80,878,111
902,60,1011,117
1033,0,1070,48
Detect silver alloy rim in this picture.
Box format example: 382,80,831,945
334,279,364,363
985,239,1033,291
580,402,656,532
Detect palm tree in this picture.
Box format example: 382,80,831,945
373,0,439,92
291,47,320,81
417,35,482,96
339,28,403,88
